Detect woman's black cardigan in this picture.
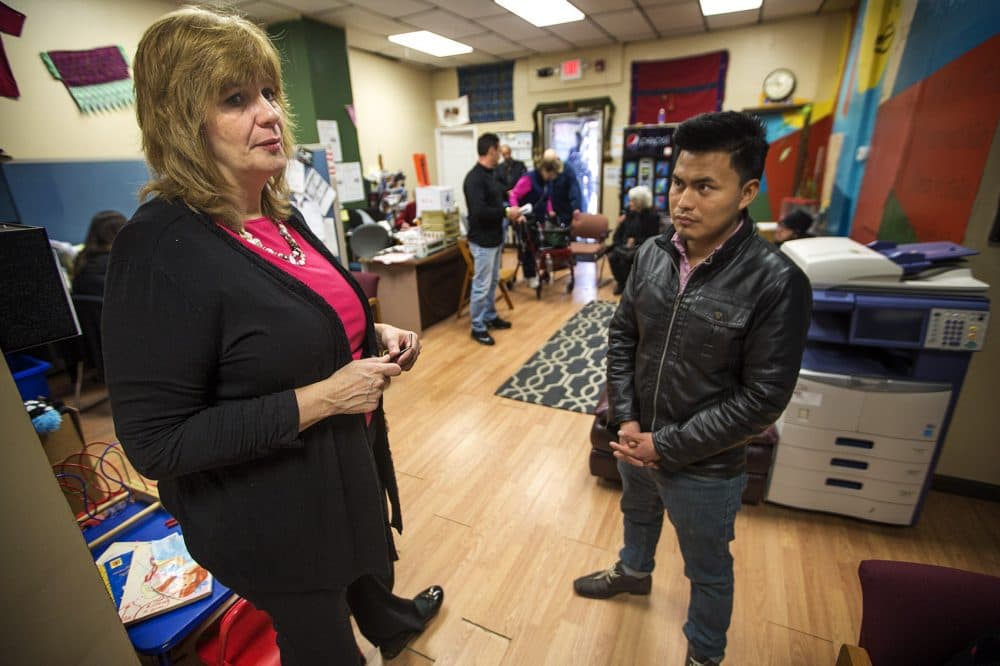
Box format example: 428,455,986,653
103,198,401,594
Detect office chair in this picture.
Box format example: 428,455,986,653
456,237,514,318
348,223,392,261
569,212,611,287
350,270,381,322
68,293,108,411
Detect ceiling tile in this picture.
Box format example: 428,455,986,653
473,14,549,40
271,0,345,13
312,5,408,34
570,0,635,11
635,0,690,5
426,0,509,18
705,7,760,30
545,18,611,44
762,0,822,20
462,32,522,55
238,1,302,23
644,1,705,34
451,51,503,65
590,8,656,40
356,0,434,18
403,9,486,38
520,35,574,53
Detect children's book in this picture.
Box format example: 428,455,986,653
117,533,213,625
99,550,134,608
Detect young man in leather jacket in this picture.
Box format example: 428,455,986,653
573,112,812,666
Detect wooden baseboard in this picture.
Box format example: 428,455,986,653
932,474,1000,502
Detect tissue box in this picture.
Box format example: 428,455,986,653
416,186,455,215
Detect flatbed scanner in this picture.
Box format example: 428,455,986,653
780,236,988,294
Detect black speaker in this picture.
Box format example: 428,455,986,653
0,224,80,353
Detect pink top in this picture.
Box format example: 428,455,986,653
670,221,743,294
509,174,556,217
222,217,372,422
222,217,367,359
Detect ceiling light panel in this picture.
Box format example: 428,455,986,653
699,0,763,16
494,0,585,27
387,30,474,57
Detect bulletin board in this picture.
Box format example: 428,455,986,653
497,131,533,164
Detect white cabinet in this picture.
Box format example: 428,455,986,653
766,370,951,525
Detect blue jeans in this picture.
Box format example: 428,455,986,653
618,461,747,661
469,241,502,332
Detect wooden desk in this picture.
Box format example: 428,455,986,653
362,245,465,334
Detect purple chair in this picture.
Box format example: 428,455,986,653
350,270,380,322
837,560,1000,666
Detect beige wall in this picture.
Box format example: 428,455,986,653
347,46,438,195
0,0,176,160
431,12,853,219
936,123,1000,485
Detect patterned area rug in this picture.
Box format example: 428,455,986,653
495,300,617,413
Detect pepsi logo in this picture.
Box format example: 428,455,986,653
626,134,640,147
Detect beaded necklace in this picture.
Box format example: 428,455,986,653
238,220,306,266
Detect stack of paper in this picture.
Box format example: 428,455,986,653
96,533,212,625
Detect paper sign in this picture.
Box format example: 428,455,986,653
435,96,469,127
603,165,621,185
316,119,343,162
285,159,305,194
334,161,365,203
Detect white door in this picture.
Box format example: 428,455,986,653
436,127,478,216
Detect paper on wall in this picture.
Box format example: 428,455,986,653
334,161,365,203
304,167,336,214
435,96,470,127
316,119,343,162
297,198,327,242
603,165,621,185
285,159,305,194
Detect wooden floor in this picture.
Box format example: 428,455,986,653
71,251,1000,665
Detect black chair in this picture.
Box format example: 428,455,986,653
348,224,392,262
68,293,107,410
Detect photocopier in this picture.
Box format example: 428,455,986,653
766,237,990,525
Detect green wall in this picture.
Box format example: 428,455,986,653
267,18,364,194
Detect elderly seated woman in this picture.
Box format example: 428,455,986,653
609,185,660,295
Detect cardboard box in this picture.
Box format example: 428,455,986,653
416,186,455,215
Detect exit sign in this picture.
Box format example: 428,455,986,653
561,58,582,81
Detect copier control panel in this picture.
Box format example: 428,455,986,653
925,308,989,350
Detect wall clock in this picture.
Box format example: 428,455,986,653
763,68,796,102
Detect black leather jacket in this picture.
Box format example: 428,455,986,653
606,217,812,477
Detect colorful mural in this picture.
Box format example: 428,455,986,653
829,0,1000,242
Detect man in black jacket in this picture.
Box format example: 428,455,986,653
495,144,526,195
573,112,812,666
463,132,522,345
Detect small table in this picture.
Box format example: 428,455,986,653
362,244,465,334
85,502,233,665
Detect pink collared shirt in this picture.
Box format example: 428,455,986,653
670,220,743,294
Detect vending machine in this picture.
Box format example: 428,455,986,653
620,124,676,215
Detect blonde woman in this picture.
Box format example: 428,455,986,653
103,8,441,663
